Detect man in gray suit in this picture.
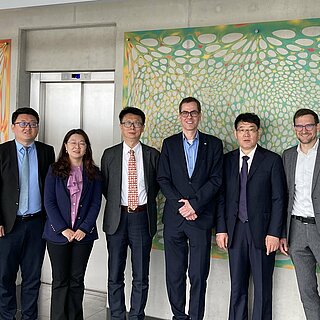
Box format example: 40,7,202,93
101,107,160,320
280,108,320,320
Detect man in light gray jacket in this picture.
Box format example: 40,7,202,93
280,108,320,320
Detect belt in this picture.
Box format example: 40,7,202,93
121,204,147,213
292,215,316,224
16,212,42,222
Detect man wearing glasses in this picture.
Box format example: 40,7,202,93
157,97,223,320
0,107,55,320
280,109,320,320
216,113,286,320
101,107,159,320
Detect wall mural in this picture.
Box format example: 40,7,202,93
0,39,11,142
123,19,320,269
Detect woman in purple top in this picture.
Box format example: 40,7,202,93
43,128,102,320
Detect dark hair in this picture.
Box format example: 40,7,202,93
179,97,201,113
293,108,319,125
119,107,145,125
234,113,260,129
12,107,39,124
52,129,98,180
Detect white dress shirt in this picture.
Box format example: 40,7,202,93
292,139,319,218
121,142,147,206
239,146,257,173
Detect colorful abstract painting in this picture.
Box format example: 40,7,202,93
123,19,320,269
0,40,11,142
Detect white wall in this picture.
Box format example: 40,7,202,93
0,0,319,318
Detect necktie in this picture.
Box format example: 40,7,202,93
128,149,138,211
238,155,249,223
19,147,29,214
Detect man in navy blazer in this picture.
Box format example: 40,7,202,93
0,107,55,320
101,107,159,320
216,113,286,320
157,97,223,320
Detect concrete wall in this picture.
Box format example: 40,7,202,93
0,0,319,318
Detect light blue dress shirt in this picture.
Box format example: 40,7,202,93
15,140,41,215
182,131,199,178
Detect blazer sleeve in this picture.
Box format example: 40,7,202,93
157,139,185,213
267,154,287,238
78,173,102,234
44,167,69,234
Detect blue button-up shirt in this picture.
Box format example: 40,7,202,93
182,131,199,178
15,140,41,215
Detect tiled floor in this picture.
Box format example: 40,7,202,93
17,283,162,319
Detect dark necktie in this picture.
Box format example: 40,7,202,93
238,155,249,223
19,147,29,214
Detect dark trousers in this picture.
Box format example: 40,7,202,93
47,241,93,320
228,220,275,320
163,222,212,320
0,216,45,320
106,209,152,320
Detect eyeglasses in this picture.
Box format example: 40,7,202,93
67,141,86,148
294,124,316,132
121,121,143,128
14,121,39,128
180,110,200,118
236,128,258,134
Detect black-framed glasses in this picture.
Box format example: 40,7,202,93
121,121,143,128
180,110,200,118
294,124,316,132
14,121,39,128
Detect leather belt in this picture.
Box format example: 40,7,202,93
16,212,42,222
121,204,147,213
292,215,316,224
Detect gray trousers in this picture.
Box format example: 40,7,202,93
289,218,320,320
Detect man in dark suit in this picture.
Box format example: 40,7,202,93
280,109,320,320
0,107,55,320
101,107,159,320
216,113,286,320
157,97,223,320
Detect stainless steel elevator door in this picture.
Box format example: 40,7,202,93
30,72,115,292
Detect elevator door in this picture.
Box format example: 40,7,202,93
30,72,114,292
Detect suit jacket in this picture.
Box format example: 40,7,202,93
101,142,160,237
43,166,102,244
282,140,320,242
216,144,286,249
0,140,55,234
157,131,223,230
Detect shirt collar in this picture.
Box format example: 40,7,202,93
15,140,35,152
182,131,199,144
239,145,257,160
297,138,319,154
123,141,141,154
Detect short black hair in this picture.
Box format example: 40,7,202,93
179,97,201,113
234,113,260,129
119,107,145,125
293,108,319,125
12,107,39,124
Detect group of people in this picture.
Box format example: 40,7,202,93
0,97,319,320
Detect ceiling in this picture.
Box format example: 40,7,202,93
0,0,99,10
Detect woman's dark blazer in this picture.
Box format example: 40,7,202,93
43,165,102,244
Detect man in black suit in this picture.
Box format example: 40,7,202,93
0,107,55,320
101,107,159,320
216,113,286,320
157,97,223,320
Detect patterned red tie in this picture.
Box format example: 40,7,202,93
128,149,138,211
